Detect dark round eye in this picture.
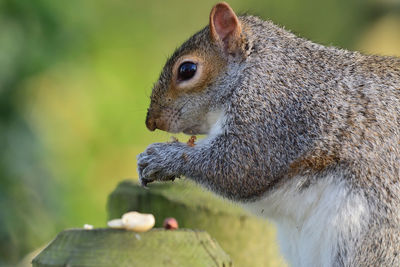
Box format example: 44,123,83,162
178,62,197,81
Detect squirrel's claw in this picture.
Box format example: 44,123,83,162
140,177,151,189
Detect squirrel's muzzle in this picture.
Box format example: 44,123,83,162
146,108,170,132
145,110,157,131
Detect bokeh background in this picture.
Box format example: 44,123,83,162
1,0,399,265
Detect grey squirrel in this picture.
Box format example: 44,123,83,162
137,2,400,266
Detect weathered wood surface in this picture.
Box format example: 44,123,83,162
32,228,232,267
108,179,286,267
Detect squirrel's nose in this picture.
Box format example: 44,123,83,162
146,111,157,131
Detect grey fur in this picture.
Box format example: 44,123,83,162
138,13,400,266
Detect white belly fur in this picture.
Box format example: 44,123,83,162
243,174,369,267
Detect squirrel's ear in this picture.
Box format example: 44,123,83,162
210,2,242,54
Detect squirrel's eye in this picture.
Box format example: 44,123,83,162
178,62,197,81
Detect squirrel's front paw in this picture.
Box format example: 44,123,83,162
137,143,181,187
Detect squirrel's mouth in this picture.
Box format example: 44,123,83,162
182,125,206,135
183,128,197,135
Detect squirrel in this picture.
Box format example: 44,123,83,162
137,2,400,266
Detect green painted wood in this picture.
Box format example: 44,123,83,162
107,179,286,267
32,228,232,267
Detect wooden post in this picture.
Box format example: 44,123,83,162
107,179,285,267
32,228,232,267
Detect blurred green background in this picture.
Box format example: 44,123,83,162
0,0,399,265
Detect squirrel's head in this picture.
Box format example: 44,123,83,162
146,2,248,134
